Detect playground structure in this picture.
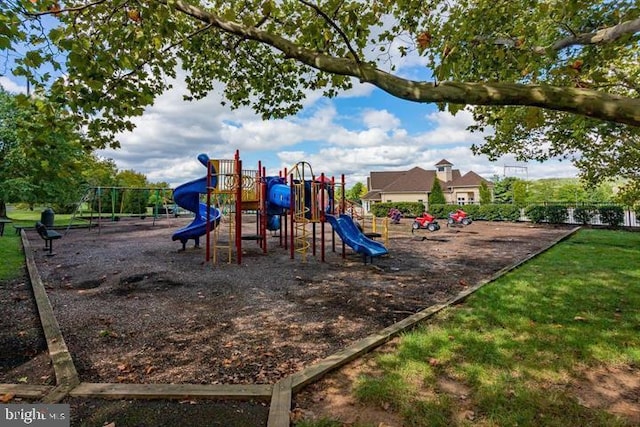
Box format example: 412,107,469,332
171,151,388,264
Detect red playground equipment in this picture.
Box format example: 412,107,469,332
411,212,441,233
448,209,472,226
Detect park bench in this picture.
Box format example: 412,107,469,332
14,225,30,235
35,221,62,255
0,218,12,237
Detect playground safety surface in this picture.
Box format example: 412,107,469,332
2,217,577,425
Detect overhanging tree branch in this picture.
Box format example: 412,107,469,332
104,23,214,95
25,0,108,17
298,0,362,63
552,17,640,50
483,17,640,54
169,0,640,127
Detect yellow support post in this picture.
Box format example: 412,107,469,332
210,158,237,265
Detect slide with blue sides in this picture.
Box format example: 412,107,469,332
172,154,221,249
325,214,388,259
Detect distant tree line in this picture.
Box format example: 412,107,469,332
0,88,171,217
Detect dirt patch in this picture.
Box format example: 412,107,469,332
572,364,640,424
0,276,53,385
291,343,406,426
294,337,640,426
292,339,484,426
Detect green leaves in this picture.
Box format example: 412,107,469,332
0,88,95,206
5,1,639,121
1,0,639,195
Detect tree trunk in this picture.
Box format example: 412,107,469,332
0,200,7,219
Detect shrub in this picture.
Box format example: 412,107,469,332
370,202,424,218
525,205,546,223
479,205,501,221
598,205,624,227
545,205,569,224
498,204,521,221
475,204,520,221
573,206,596,224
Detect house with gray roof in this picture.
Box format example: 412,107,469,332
361,159,492,213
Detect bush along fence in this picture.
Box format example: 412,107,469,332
523,203,637,228
369,202,638,228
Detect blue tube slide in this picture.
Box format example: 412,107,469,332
264,177,334,231
267,180,292,209
264,177,289,231
325,214,388,258
171,153,221,249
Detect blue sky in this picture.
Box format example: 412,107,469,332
1,64,579,189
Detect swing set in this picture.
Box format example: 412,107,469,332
69,186,176,231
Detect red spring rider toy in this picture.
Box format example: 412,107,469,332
448,209,472,226
412,212,440,232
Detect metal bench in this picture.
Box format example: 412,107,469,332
35,221,62,255
14,225,30,235
0,218,12,237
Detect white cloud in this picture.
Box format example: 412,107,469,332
361,109,401,131
0,77,27,94
99,78,578,188
336,80,376,99
419,110,488,145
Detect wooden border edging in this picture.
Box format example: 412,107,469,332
69,382,273,400
0,384,54,399
21,231,80,400
267,377,293,427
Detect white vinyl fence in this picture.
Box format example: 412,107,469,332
519,207,639,228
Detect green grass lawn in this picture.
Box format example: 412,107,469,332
0,207,88,280
6,208,88,227
299,229,640,427
0,232,24,281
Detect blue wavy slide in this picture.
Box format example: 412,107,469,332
325,214,388,259
172,154,221,250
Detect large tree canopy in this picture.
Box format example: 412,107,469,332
0,87,109,214
2,1,639,188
